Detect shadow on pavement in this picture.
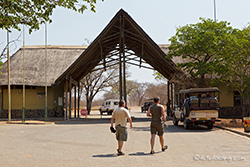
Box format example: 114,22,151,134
129,151,162,156
92,154,117,158
92,151,162,157
165,125,214,133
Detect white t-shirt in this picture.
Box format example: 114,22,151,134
112,107,131,127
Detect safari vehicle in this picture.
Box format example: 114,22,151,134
99,99,119,115
172,88,219,130
141,101,153,113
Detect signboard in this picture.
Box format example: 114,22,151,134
81,109,88,116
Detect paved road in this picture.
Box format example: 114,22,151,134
0,109,250,167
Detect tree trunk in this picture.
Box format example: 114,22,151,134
242,97,249,118
86,98,92,115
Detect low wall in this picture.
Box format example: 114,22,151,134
219,106,250,119
0,109,64,118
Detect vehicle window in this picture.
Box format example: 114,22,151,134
114,102,119,105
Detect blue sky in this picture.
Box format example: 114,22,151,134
1,0,250,83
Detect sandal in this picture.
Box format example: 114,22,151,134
117,149,125,156
162,145,168,152
150,151,155,154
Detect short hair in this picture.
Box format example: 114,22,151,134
153,97,160,103
119,100,125,107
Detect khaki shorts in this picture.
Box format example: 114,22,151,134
151,122,164,136
116,125,128,141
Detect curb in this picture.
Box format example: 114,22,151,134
5,121,54,125
215,125,250,138
0,121,55,125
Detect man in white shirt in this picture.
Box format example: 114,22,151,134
111,100,133,156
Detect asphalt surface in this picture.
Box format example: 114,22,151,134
0,109,250,167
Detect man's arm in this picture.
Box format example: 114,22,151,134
128,117,133,129
111,117,114,127
146,107,151,117
161,105,166,123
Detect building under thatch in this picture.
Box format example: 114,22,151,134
0,45,87,118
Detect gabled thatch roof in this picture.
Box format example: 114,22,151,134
0,45,87,87
54,9,178,86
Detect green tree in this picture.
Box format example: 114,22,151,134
1,0,103,33
218,27,250,117
167,18,234,87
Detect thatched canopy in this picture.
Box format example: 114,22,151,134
55,9,177,86
0,45,87,87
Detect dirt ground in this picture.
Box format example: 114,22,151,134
214,118,246,133
215,118,243,128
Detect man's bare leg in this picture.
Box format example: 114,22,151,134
159,135,164,149
118,140,124,152
150,134,156,152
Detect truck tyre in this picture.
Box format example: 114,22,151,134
207,124,213,130
173,115,178,126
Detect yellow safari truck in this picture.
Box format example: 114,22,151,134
172,88,220,130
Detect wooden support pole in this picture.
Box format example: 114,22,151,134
122,16,127,106
74,86,76,118
69,77,72,119
171,83,173,109
78,82,80,118
119,15,123,100
65,78,68,120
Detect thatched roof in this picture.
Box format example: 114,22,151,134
55,9,178,85
159,44,196,87
0,45,87,87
